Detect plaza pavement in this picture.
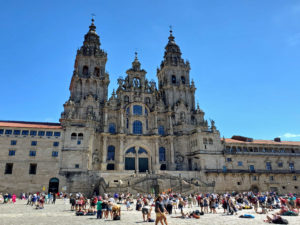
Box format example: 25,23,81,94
0,199,299,225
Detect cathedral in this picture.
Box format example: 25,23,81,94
0,19,299,195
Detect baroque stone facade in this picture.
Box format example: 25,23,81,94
0,19,299,195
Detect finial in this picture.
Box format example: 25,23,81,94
168,25,174,42
197,101,200,110
91,13,96,22
89,14,96,32
134,51,138,60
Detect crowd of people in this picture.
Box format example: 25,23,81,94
1,190,300,224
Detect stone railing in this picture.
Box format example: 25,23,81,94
205,169,300,174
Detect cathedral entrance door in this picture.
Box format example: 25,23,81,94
48,178,59,193
138,158,148,172
125,157,135,170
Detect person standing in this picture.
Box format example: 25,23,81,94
12,194,16,203
96,197,102,219
52,193,56,204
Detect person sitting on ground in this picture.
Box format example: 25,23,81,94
264,214,288,224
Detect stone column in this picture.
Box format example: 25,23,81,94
120,110,124,134
104,108,108,132
117,137,124,171
168,114,173,135
101,135,107,170
154,139,160,171
154,112,158,134
135,147,139,173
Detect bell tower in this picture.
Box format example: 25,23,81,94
61,18,109,124
156,29,196,110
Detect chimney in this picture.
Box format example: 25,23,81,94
274,137,281,142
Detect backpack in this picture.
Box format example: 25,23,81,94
113,215,120,220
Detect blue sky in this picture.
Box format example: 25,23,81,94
0,0,300,141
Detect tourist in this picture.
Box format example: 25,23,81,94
112,204,121,220
264,214,288,224
96,197,102,219
155,196,168,225
12,193,16,204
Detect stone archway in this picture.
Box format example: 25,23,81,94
125,146,150,172
48,177,59,193
250,185,259,193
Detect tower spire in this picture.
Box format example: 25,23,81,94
89,16,96,33
168,25,175,42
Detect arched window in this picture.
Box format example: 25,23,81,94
126,118,129,129
159,147,166,162
133,105,142,115
138,147,147,154
124,95,129,103
158,126,165,135
209,138,213,145
82,66,89,76
125,147,136,154
107,145,115,161
71,133,77,140
171,75,176,84
181,76,186,84
133,120,142,134
94,67,100,77
109,123,116,134
78,133,83,140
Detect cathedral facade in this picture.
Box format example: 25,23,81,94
0,20,299,195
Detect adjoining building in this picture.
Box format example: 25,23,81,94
1,19,299,195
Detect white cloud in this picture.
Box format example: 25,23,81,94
281,133,300,138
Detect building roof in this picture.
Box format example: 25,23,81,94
225,138,300,146
0,121,62,129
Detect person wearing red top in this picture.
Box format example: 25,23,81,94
296,197,300,213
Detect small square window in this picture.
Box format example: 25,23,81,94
238,161,243,166
77,140,81,145
46,131,53,137
75,164,79,168
52,151,58,157
29,150,36,156
38,131,45,136
11,140,17,145
54,132,61,137
237,182,241,185
278,162,283,167
30,130,37,136
29,164,37,175
9,150,15,156
0,129,4,134
252,176,257,181
22,130,29,136
293,176,297,181
5,129,12,135
5,163,13,174
270,176,274,181
13,130,20,135
53,142,59,147
227,158,232,162
31,141,37,146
